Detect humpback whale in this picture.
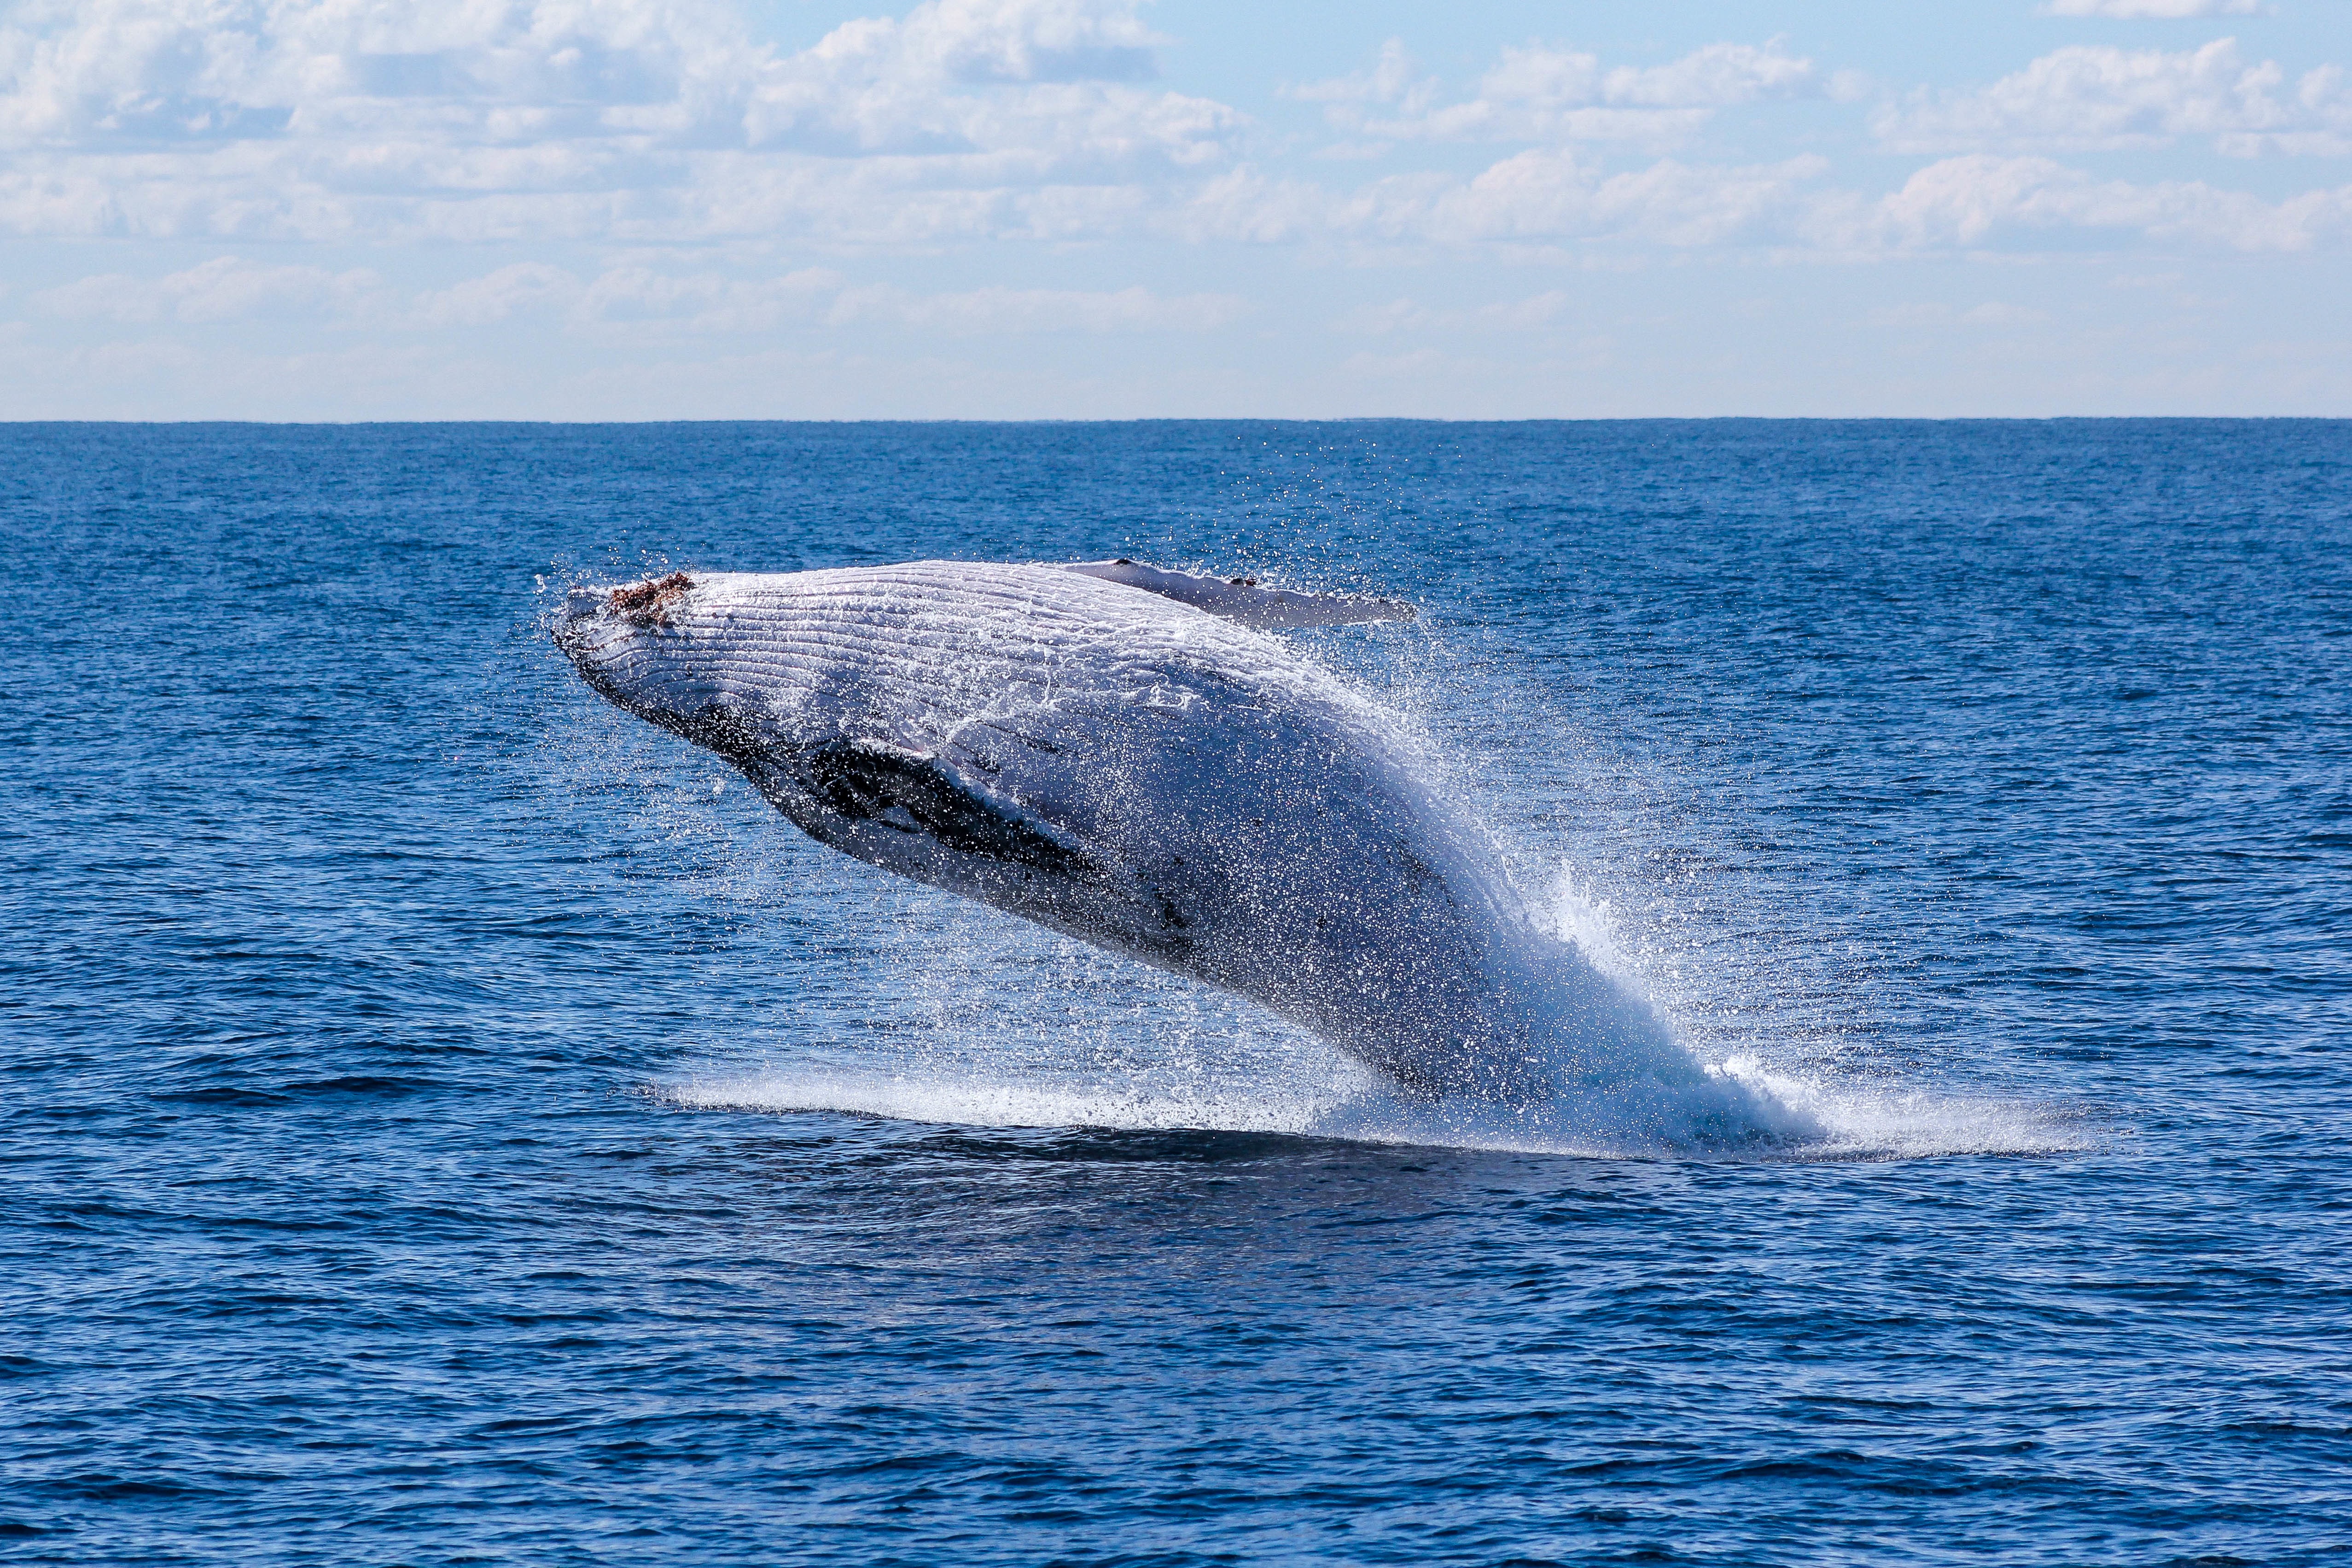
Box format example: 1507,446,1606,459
558,559,1767,1121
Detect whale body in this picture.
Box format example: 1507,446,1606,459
557,559,1735,1111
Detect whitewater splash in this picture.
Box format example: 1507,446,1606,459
653,877,2090,1162
663,1065,2088,1161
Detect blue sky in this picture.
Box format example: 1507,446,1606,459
3,0,2347,417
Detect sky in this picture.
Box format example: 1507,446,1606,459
2,0,2348,418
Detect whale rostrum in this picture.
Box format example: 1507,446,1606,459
555,559,1686,1102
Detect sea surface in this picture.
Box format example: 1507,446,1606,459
4,420,2348,1566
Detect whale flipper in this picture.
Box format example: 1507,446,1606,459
798,737,1106,885
1059,560,1414,629
753,731,1197,963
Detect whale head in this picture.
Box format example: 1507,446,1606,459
554,571,750,748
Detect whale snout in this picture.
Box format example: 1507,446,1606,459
553,585,623,667
555,588,608,660
554,572,703,719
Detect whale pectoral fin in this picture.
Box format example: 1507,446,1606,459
1059,560,1415,629
800,737,1107,885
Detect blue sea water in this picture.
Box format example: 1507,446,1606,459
3,420,2348,1566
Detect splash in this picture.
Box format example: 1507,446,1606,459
628,782,2093,1160
646,854,2085,1161
1497,862,2091,1159
660,1049,2090,1162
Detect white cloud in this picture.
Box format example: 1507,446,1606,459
581,265,848,330
37,254,1245,339
0,0,749,150
1,2,2348,279
1294,38,1816,148
411,263,584,328
0,0,1243,241
410,263,1240,334
1317,150,1827,249
2045,1,2261,17
1185,143,2352,259
1331,291,1572,335
734,0,1238,172
38,254,384,321
1288,40,1435,116
1878,40,2352,156
827,282,1245,332
1847,153,2352,251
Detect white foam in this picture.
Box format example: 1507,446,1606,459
1709,1056,2099,1160
662,1056,2090,1160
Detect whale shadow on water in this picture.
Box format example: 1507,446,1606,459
551,560,2089,1163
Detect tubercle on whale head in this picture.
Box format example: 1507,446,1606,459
553,571,793,776
554,571,712,732
554,571,697,652
609,571,695,627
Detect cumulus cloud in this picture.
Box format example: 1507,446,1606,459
1878,40,2352,156
1,2,2346,271
2044,1,2260,17
0,0,1242,240
740,0,1195,158
1225,152,1776,255
0,0,749,151
38,255,384,321
1399,149,1824,246
1846,153,2352,251
1188,148,1827,253
1295,38,1816,148
1185,143,2352,258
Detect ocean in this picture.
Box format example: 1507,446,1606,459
4,420,2346,1565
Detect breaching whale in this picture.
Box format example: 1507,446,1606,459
557,559,1776,1125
